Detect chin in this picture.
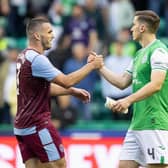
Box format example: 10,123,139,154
133,37,138,41
45,46,51,50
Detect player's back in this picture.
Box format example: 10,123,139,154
15,49,50,129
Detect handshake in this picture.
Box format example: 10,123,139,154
87,52,104,70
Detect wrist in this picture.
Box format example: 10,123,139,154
69,87,76,95
87,61,95,70
126,96,134,105
99,65,105,72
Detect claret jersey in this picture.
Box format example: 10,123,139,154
15,49,61,129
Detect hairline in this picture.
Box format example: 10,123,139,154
26,18,50,37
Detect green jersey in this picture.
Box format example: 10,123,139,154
129,40,168,130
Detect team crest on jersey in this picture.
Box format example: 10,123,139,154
141,54,148,64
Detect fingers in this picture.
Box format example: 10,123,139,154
89,51,97,57
87,51,104,68
112,101,127,113
81,89,91,103
87,51,97,63
80,89,91,103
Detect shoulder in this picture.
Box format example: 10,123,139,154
25,50,41,63
152,47,168,58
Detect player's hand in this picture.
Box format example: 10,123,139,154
88,54,104,70
112,98,131,113
71,88,91,103
87,51,97,63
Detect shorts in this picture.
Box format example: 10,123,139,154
15,122,65,163
120,130,168,166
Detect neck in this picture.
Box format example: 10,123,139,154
28,41,44,54
139,34,156,48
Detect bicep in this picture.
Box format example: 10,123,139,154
32,56,61,81
151,70,167,86
51,73,68,88
150,48,168,87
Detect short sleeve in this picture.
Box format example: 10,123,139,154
151,48,168,71
126,60,133,75
31,55,62,81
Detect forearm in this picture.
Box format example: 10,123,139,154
62,63,94,88
126,82,160,104
99,66,127,89
50,83,74,96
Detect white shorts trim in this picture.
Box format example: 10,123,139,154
120,130,168,166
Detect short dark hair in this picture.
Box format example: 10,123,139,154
26,17,50,36
135,10,160,33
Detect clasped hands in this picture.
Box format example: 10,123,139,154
87,51,104,69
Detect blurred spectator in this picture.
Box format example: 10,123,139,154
110,28,137,57
0,25,8,51
0,0,10,16
107,0,135,40
48,35,78,128
164,0,168,36
60,0,78,16
0,0,10,35
63,42,99,120
27,0,52,18
148,0,163,15
0,0,9,52
48,1,65,50
0,46,18,124
47,35,71,71
131,0,147,10
0,51,8,123
83,0,106,41
7,0,27,37
63,3,98,51
101,40,132,120
50,96,78,129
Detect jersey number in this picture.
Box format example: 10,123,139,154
147,148,155,160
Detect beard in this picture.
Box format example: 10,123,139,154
41,36,51,50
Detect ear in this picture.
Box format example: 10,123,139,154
139,24,146,33
33,32,41,41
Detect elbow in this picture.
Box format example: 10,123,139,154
61,83,72,89
154,84,162,92
117,78,130,90
118,83,128,90
53,74,74,88
150,82,163,93
119,86,126,90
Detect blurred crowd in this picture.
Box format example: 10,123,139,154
0,0,168,129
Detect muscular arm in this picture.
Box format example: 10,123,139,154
126,70,167,104
112,70,167,112
30,52,103,88
51,56,103,88
51,63,94,88
99,66,132,89
50,83,91,103
50,83,75,96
